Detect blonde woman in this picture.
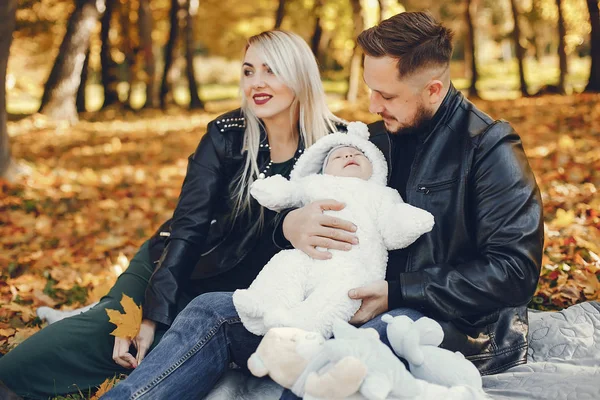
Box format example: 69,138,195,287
0,31,346,400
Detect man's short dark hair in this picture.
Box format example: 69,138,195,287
357,12,454,78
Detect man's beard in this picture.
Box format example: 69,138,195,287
383,104,435,136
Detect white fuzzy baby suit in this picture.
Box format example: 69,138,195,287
233,122,435,339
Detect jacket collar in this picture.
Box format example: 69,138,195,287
258,124,269,153
420,83,463,143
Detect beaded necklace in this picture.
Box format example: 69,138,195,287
258,137,304,179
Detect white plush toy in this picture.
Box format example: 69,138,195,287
382,314,483,390
294,319,420,400
246,327,327,390
246,319,489,400
233,122,435,339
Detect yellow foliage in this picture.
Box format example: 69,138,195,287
105,294,142,340
90,377,119,400
551,208,576,228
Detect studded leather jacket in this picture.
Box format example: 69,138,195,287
143,109,344,327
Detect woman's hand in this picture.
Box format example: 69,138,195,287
113,336,136,369
112,319,157,368
282,200,358,260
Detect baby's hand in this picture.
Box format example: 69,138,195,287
250,175,293,211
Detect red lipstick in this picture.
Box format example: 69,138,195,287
253,93,272,105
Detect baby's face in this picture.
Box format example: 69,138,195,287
323,146,373,180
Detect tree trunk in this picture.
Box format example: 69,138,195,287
274,0,286,29
0,0,17,178
185,0,203,109
465,0,480,98
509,0,529,97
310,0,323,59
100,0,120,108
160,0,180,109
531,25,543,62
556,0,568,94
530,0,542,62
139,0,158,108
76,48,90,113
586,0,600,92
39,0,104,123
378,0,392,21
120,0,134,105
346,0,365,103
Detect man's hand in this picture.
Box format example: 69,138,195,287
348,280,389,325
112,319,156,368
282,200,358,260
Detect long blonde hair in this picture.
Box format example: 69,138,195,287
232,31,345,221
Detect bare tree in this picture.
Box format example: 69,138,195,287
586,0,600,92
160,0,180,109
465,0,480,98
76,49,90,112
378,0,393,21
529,0,544,62
346,0,366,103
0,0,17,178
509,0,529,96
556,0,568,94
139,0,158,108
185,0,203,109
310,0,324,59
100,0,120,108
274,0,286,29
120,0,135,105
39,0,106,123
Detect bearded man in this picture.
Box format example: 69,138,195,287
276,11,544,380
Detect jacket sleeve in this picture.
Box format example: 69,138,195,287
143,122,225,326
272,208,296,250
398,123,544,321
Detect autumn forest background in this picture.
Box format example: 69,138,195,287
1,0,600,363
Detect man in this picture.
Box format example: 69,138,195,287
275,10,543,385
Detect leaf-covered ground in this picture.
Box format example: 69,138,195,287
1,94,599,358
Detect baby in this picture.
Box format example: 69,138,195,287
321,145,373,179
233,122,434,339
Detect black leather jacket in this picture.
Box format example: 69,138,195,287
144,109,265,326
143,109,343,326
366,86,544,374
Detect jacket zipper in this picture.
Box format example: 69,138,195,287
156,218,234,260
404,139,424,273
386,132,393,183
416,177,459,195
200,218,236,256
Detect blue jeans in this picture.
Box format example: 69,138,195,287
100,292,422,400
101,292,263,400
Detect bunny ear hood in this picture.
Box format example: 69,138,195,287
290,121,388,186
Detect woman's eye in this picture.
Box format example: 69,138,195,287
243,69,253,76
266,67,274,74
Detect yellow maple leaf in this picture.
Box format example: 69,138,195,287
105,294,142,339
7,327,41,348
551,208,575,229
90,377,119,400
0,328,16,337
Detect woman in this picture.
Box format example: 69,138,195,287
0,30,344,400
